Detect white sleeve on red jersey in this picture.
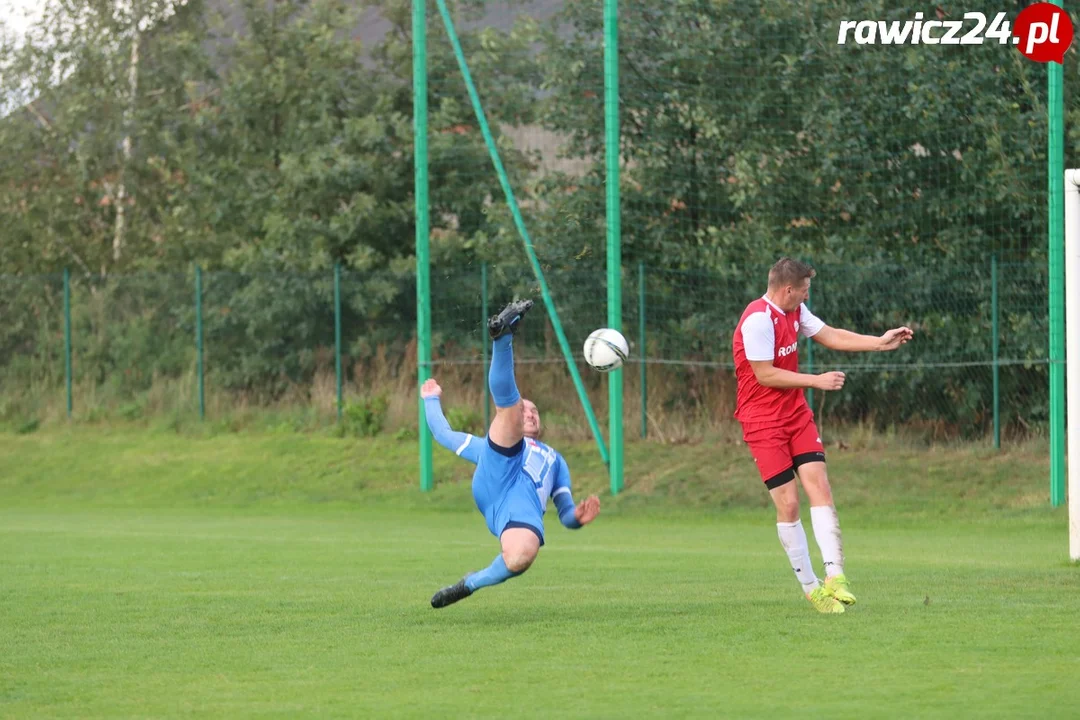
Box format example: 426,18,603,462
798,303,825,338
741,311,775,361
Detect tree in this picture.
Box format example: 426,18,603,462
0,0,213,275
527,0,1078,432
190,0,545,389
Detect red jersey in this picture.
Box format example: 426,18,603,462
732,296,824,427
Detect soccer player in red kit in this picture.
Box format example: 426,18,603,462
733,258,913,613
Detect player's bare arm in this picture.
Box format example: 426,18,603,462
574,495,601,525
812,326,913,353
749,360,846,391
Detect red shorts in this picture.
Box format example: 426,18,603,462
740,407,825,489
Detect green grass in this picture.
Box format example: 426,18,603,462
1,427,1077,718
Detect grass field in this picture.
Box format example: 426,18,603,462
2,426,1079,718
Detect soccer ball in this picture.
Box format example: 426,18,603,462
583,328,629,372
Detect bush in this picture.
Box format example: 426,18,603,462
344,395,389,437
446,406,485,436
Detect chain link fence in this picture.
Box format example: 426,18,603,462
0,257,1049,443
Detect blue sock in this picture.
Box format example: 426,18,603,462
489,335,520,407
464,554,521,592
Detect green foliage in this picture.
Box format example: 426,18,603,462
445,405,484,436
72,275,194,394
117,401,143,421
0,0,216,275
15,418,40,435
0,0,1075,435
393,425,418,441
344,395,389,437
534,0,1069,270
519,0,1070,435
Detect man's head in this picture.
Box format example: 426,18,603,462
767,257,816,312
522,398,542,439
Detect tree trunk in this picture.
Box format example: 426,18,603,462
113,21,140,264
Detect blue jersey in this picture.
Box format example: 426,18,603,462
423,396,579,529
520,436,566,510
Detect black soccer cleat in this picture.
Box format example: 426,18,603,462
488,299,534,340
430,579,473,609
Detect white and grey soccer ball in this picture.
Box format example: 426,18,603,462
583,328,629,372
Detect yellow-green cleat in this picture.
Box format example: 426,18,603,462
824,574,856,606
806,585,845,614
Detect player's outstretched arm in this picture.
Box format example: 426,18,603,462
421,379,481,464
551,455,600,529
750,361,846,392
812,325,913,353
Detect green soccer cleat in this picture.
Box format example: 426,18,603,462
806,585,845,614
824,574,857,606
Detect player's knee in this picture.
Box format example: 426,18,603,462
800,472,833,505
775,496,800,522
502,547,537,574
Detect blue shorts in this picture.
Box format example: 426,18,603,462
471,437,545,545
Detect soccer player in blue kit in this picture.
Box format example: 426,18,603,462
424,299,601,608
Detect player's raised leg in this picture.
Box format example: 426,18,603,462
486,298,533,449
483,297,542,580
796,461,855,606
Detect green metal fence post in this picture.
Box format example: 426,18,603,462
414,0,433,492
1049,7,1065,506
335,262,343,424
604,0,623,493
638,262,646,439
195,264,204,421
482,262,490,431
992,254,1000,450
63,268,72,419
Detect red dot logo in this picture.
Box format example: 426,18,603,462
1013,3,1074,64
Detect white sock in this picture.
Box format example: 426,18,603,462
810,505,845,578
777,520,819,593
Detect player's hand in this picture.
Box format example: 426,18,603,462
814,371,846,391
878,326,914,351
575,495,600,526
420,378,442,399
